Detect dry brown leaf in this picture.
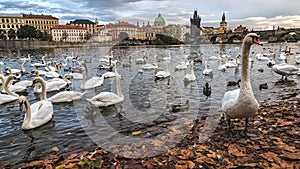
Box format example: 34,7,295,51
52,146,59,152
179,149,194,159
207,150,217,159
228,144,245,157
269,136,284,145
186,161,195,169
260,152,279,163
175,161,187,169
281,152,300,160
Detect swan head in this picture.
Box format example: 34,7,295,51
31,77,44,87
18,96,27,111
30,70,39,77
244,33,263,46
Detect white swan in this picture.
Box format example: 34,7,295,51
19,77,53,130
136,52,146,64
221,33,262,135
295,55,300,64
175,55,189,70
20,54,31,62
224,55,239,68
45,63,62,78
278,52,287,60
48,91,85,103
0,75,19,104
86,72,124,107
45,61,56,72
70,71,83,80
217,57,227,71
141,55,159,70
255,53,270,61
272,63,299,80
80,66,104,90
155,60,171,80
202,61,213,76
163,51,172,61
5,75,27,93
184,61,196,81
31,55,46,67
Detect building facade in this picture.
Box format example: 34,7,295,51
22,14,59,34
69,19,98,35
219,12,228,34
164,24,189,42
51,25,87,42
0,14,23,40
153,13,165,33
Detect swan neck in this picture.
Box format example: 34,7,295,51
21,60,26,72
39,78,47,100
240,41,252,92
4,76,18,97
24,98,31,123
82,68,86,87
116,75,123,97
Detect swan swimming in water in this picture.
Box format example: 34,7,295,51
221,33,262,136
86,61,124,107
0,75,19,104
19,77,53,130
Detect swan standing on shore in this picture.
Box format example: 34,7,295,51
19,77,53,130
272,63,299,80
221,33,262,136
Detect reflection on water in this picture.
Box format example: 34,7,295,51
0,43,299,167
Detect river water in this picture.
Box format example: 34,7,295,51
0,42,299,168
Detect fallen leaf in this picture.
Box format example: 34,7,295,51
52,146,59,152
228,144,244,157
132,131,142,136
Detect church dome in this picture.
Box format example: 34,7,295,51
154,13,165,23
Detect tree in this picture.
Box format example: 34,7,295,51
8,29,16,40
17,25,37,40
0,29,7,40
36,30,52,41
118,32,129,40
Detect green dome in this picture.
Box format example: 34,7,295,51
154,13,165,23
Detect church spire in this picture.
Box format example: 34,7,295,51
222,11,226,22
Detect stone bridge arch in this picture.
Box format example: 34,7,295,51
227,35,243,43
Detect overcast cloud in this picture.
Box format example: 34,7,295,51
0,0,299,30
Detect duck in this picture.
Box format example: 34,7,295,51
227,79,241,87
31,55,46,67
221,33,262,136
184,61,196,81
203,82,211,98
141,55,159,70
171,100,189,112
259,83,268,90
86,62,124,107
19,77,53,130
202,61,213,76
272,63,299,80
0,75,19,104
80,66,104,90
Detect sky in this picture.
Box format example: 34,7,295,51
1,0,300,30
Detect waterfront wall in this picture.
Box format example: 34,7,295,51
0,40,86,50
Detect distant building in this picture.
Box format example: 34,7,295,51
51,25,87,42
0,14,23,39
219,12,227,34
190,9,201,38
89,25,112,42
69,19,98,35
0,13,58,39
234,25,247,33
164,24,189,42
22,14,59,34
153,13,165,33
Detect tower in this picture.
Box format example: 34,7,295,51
190,9,201,37
219,12,227,34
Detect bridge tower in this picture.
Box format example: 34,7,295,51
190,9,201,38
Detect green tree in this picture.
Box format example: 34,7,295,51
0,29,7,40
17,25,37,40
8,29,16,40
118,32,129,40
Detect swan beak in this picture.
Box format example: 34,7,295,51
19,103,23,111
253,37,263,46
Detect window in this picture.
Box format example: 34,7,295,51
3,24,5,28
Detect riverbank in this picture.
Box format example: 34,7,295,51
17,92,300,169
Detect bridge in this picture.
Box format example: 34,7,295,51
202,28,300,44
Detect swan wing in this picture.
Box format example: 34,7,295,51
48,91,85,103
87,92,123,107
85,76,103,88
46,81,67,92
221,89,240,111
14,80,33,87
0,94,18,105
